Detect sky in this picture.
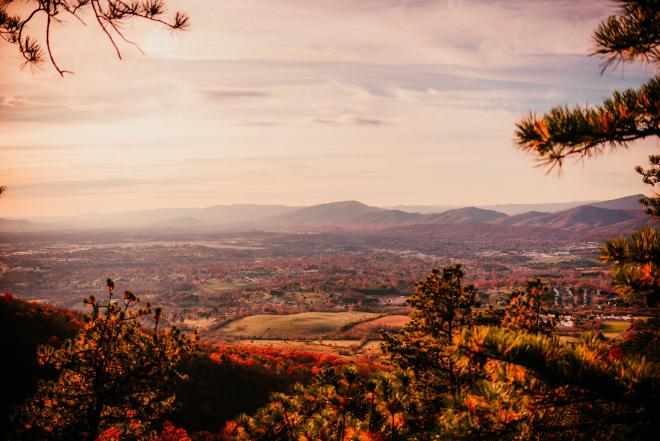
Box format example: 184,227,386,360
0,0,657,218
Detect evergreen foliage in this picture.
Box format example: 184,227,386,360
232,366,415,441
515,75,659,170
0,295,80,438
516,0,660,303
514,1,659,217
380,264,481,433
0,0,189,75
17,279,196,440
601,226,660,306
501,279,557,335
591,0,660,71
636,154,660,217
237,255,659,441
382,264,479,388
443,327,659,440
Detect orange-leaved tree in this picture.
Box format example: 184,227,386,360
18,278,196,440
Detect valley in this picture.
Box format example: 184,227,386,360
1,194,653,351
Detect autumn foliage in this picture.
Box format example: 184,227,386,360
209,345,375,378
16,279,196,440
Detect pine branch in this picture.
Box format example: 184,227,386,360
515,75,660,171
453,326,659,408
591,0,660,73
0,0,189,75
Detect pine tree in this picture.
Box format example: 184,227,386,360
232,366,414,441
515,0,660,304
501,279,557,335
18,279,196,440
437,3,660,438
601,226,660,306
0,0,189,75
381,264,480,434
514,0,659,218
442,327,659,440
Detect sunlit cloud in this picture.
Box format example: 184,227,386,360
0,0,655,217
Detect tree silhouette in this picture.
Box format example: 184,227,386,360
18,279,196,440
0,0,189,75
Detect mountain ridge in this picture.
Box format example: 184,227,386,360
0,195,653,235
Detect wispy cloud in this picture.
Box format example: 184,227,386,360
0,0,655,216
199,88,270,101
11,178,148,197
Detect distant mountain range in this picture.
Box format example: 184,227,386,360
0,194,655,236
493,205,649,232
2,204,295,231
252,195,652,235
387,200,600,215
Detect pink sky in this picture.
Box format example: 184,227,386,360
0,0,656,217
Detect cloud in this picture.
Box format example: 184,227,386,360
0,0,655,217
10,178,149,197
199,88,270,101
314,116,389,127
0,144,79,151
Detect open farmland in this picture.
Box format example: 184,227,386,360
600,320,632,339
335,314,410,338
217,311,379,338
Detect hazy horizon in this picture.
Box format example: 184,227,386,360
6,192,644,221
1,0,657,218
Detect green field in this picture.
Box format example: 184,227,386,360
218,312,379,338
195,280,247,294
600,320,632,339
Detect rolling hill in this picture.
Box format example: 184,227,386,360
589,194,644,211
258,201,419,230
493,205,650,232
496,210,550,226
256,203,508,231
5,204,297,231
388,200,599,215
0,218,38,232
414,207,507,224
150,217,207,229
217,311,379,338
1,194,655,235
528,206,640,231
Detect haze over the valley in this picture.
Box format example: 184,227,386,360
2,194,656,238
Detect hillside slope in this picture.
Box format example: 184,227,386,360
492,206,649,232
414,207,507,224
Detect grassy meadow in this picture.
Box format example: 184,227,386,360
218,311,380,338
